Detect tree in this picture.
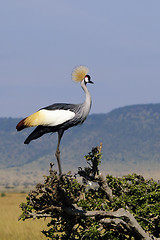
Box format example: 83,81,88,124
19,144,160,239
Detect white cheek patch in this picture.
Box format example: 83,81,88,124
84,76,89,83
40,109,75,126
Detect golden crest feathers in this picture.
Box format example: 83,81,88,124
72,65,89,82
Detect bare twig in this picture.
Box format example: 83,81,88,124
63,206,159,240
21,204,159,240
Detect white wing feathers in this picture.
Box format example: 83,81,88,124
23,109,75,128
40,109,75,126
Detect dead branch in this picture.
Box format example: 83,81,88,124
63,206,159,240
21,203,159,240
19,145,160,239
78,144,113,202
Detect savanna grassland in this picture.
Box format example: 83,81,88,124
0,193,50,240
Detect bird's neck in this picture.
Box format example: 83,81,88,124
80,80,92,114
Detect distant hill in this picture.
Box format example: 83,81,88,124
0,103,160,190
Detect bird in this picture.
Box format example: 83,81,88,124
16,65,93,175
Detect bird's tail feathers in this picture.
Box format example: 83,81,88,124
24,126,51,144
16,111,41,131
16,118,27,131
24,127,41,144
24,137,31,144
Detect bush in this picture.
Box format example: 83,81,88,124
1,192,6,197
19,144,160,239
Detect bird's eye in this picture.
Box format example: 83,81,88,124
84,75,90,82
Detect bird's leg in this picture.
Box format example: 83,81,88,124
55,130,64,176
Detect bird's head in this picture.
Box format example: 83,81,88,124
84,74,93,85
72,65,93,84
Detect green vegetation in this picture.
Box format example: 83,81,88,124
0,103,160,190
20,145,160,239
1,192,6,197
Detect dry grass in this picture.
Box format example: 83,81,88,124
0,193,49,240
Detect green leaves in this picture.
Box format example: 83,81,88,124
106,173,160,237
19,146,160,239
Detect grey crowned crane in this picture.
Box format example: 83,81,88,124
16,66,93,175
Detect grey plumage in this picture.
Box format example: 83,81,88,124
16,67,93,175
24,77,92,144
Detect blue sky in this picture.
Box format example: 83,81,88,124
1,1,160,117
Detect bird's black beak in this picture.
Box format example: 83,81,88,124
89,80,94,84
